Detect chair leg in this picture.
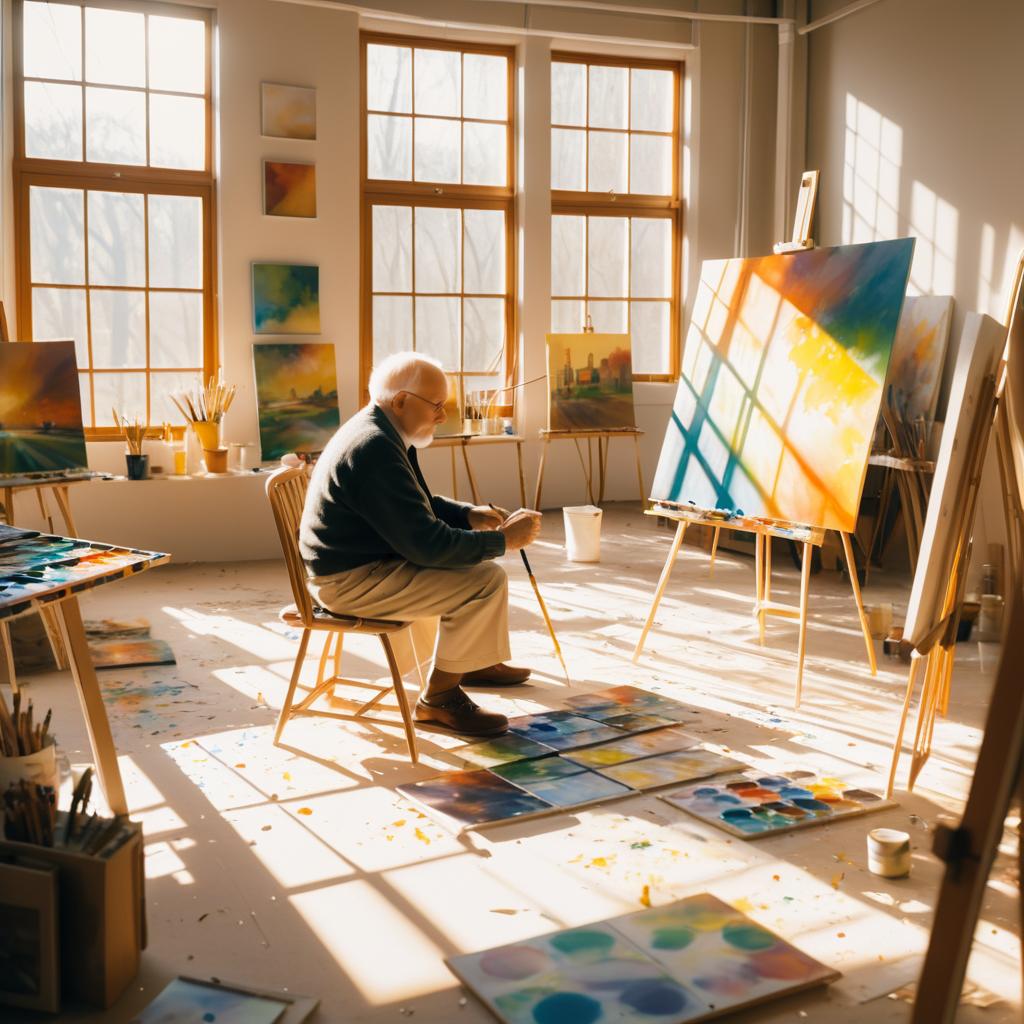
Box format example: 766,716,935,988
315,631,333,688
380,632,419,764
274,628,310,746
332,632,344,698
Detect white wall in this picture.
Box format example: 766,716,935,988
3,0,780,560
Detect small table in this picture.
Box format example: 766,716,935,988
0,531,170,815
429,433,527,507
534,428,645,509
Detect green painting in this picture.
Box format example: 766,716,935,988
252,263,320,334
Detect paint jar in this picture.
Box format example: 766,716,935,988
563,504,603,562
976,594,1004,642
172,446,187,476
124,453,149,480
867,827,911,878
865,602,893,638
204,447,229,474
0,740,59,793
229,442,254,472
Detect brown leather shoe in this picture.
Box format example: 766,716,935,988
414,687,509,737
461,663,532,687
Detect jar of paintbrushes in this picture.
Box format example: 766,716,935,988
113,408,149,480
170,376,237,475
0,689,57,793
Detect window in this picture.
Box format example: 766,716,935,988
361,35,515,403
14,0,215,436
550,54,681,380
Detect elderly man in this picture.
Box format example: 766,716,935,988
299,352,542,738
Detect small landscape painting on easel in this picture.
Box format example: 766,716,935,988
546,332,635,431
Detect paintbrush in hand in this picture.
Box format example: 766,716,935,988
489,504,571,685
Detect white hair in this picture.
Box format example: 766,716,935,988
368,351,445,404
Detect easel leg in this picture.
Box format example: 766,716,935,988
53,485,77,535
840,530,877,676
573,438,595,505
887,656,922,798
598,436,608,504
0,621,18,696
708,527,721,577
533,438,549,510
633,433,646,506
449,447,459,502
515,441,527,508
460,442,480,504
36,488,56,534
632,521,687,663
754,532,766,643
764,535,773,602
53,597,128,816
794,541,813,709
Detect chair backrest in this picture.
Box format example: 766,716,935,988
265,464,315,625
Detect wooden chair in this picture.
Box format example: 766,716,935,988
265,465,420,762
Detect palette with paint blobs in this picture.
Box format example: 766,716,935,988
661,770,895,838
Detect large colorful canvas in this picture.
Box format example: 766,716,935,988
449,894,836,1024
457,734,557,769
507,711,625,751
651,240,915,532
88,637,176,670
0,341,88,478
490,756,634,808
561,726,702,769
887,294,953,422
613,894,838,1018
261,82,316,140
133,976,289,1024
546,333,635,430
263,161,316,218
661,770,893,838
253,343,340,460
597,749,744,792
448,921,695,1024
396,770,552,829
564,686,699,725
252,264,320,334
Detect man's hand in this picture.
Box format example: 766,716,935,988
498,509,542,551
468,505,510,530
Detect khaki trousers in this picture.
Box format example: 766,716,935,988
308,559,511,675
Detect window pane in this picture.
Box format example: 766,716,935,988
88,191,145,286
552,299,584,333
149,195,203,289
415,297,460,367
551,128,585,191
463,121,506,186
551,62,585,126
86,87,145,164
367,44,411,113
464,209,504,294
151,292,203,368
630,217,672,297
414,207,460,293
30,186,84,285
414,116,460,183
631,68,674,132
587,300,627,333
588,131,627,193
32,287,89,368
24,81,82,160
588,65,627,129
631,301,671,374
85,8,144,87
367,114,411,180
551,215,585,297
463,53,506,120
90,289,145,368
372,205,412,292
630,134,672,195
24,1,82,80
93,371,146,425
148,16,205,94
373,295,413,360
413,48,459,117
150,94,205,169
151,370,199,425
587,217,628,297
464,297,504,372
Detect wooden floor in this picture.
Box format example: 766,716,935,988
8,504,1020,1022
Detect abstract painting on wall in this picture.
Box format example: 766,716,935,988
252,263,320,334
261,82,316,140
662,769,894,838
263,161,317,218
887,294,953,422
546,333,635,431
651,239,915,532
449,893,836,1024
253,343,340,460
0,341,88,478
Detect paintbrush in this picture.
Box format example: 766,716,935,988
489,504,571,685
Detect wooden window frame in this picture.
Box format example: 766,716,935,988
551,51,682,383
360,32,517,406
12,0,217,440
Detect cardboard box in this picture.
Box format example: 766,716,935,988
0,855,60,1013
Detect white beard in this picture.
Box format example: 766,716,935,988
410,430,435,449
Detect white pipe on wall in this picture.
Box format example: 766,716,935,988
797,0,885,36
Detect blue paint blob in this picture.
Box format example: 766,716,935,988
202,1015,216,1023
619,979,690,1015
711,793,743,805
779,787,813,799
792,797,832,813
721,807,753,820
532,992,602,1024
550,929,615,957
693,787,719,796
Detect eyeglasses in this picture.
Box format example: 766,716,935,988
401,390,446,415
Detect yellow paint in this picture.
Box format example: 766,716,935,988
414,828,431,845
297,807,313,816
640,885,652,908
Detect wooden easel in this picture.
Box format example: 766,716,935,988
633,504,875,708
429,433,527,508
533,427,645,509
910,256,1024,1024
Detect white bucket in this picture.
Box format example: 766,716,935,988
0,741,59,792
563,505,603,562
